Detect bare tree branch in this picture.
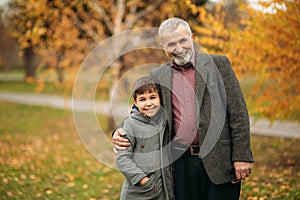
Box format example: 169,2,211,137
129,0,137,15
114,0,125,34
73,17,102,43
89,0,114,34
124,0,163,30
65,7,102,43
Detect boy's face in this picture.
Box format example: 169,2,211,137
133,90,161,118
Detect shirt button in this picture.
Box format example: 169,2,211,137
189,114,192,117
186,99,190,103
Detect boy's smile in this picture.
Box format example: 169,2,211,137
133,91,161,118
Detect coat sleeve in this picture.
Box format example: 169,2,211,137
212,55,254,162
114,120,148,185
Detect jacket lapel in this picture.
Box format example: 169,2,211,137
158,64,173,130
195,52,209,125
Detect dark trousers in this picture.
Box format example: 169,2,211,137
173,155,241,200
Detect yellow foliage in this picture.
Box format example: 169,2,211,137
226,0,300,121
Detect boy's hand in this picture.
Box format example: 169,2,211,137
139,177,149,185
112,128,130,153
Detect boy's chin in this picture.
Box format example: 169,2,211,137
146,110,158,118
146,113,155,118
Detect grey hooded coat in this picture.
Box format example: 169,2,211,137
115,109,174,200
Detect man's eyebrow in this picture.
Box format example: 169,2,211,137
167,36,189,45
167,41,176,46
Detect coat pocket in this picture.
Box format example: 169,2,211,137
138,172,155,191
125,172,156,199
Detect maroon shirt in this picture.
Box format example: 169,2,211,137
171,52,199,145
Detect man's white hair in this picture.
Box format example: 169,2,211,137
158,17,192,44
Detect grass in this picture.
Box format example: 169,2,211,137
1,101,299,199
241,136,300,200
0,80,67,95
0,101,123,200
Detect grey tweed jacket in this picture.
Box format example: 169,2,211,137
150,51,254,184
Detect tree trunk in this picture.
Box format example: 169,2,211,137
23,46,35,80
106,59,122,132
56,66,64,83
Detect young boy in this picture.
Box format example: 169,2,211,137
115,76,174,200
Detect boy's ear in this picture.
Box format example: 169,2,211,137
132,98,137,106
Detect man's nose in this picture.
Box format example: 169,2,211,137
175,43,183,53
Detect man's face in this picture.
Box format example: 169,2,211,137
161,24,194,66
133,90,161,118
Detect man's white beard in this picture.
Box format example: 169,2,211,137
172,49,192,66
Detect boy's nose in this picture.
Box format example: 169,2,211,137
145,100,152,106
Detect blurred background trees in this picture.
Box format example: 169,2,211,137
0,0,299,123
226,0,300,121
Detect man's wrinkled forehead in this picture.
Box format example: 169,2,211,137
161,28,191,44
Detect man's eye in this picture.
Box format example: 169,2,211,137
180,38,188,44
168,43,176,47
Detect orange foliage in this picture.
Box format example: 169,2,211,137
7,0,226,86
227,0,300,121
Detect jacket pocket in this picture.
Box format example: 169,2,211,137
125,172,156,199
138,172,155,191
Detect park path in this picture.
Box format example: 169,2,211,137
0,91,299,139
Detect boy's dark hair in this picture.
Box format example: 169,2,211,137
132,76,161,101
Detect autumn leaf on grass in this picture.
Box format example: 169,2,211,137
67,181,76,187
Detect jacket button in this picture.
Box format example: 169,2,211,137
141,145,144,148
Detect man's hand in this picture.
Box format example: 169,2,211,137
233,161,252,181
112,128,130,153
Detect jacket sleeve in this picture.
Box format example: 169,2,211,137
114,120,147,185
212,55,254,162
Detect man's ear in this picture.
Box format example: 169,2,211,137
191,33,194,39
160,42,164,50
160,43,171,58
